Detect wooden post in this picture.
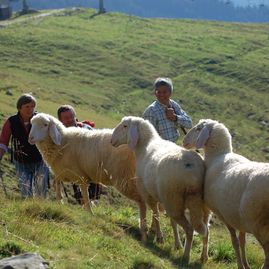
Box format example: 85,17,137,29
22,0,29,13
99,0,105,14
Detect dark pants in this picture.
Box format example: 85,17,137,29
72,183,101,204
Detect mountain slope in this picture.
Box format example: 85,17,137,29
0,8,268,161
0,10,268,268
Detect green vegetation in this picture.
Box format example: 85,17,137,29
0,8,268,268
0,192,264,269
0,8,269,160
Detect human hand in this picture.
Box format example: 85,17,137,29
165,107,177,122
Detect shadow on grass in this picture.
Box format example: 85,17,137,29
117,223,203,269
89,11,107,19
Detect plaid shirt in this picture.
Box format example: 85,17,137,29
143,99,192,142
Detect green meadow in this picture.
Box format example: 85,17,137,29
0,8,268,268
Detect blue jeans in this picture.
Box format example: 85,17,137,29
14,160,49,198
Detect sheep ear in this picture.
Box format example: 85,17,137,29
196,126,209,149
49,122,62,145
127,123,138,150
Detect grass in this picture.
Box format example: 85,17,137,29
0,10,268,156
0,167,266,269
0,189,265,269
0,7,268,268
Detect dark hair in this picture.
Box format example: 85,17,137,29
153,77,173,92
16,93,36,110
57,105,76,119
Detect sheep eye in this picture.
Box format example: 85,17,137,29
123,125,127,128
44,123,48,127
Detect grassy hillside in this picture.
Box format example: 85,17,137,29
0,8,269,160
0,8,268,268
0,191,265,269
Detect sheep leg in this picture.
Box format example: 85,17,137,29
174,216,194,263
138,201,148,242
149,215,156,233
200,207,210,263
148,201,163,244
55,179,63,203
227,225,245,269
170,218,183,250
200,226,209,263
80,184,93,214
239,232,250,269
149,203,166,234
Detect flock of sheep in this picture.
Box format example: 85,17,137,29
28,113,269,269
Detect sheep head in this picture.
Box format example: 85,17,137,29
29,113,62,145
183,119,216,150
111,116,139,150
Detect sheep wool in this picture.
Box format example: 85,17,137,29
183,119,269,269
111,116,210,264
29,113,148,240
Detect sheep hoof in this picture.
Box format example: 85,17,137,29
180,256,190,265
174,241,183,250
141,233,148,243
195,224,207,237
156,235,164,244
200,254,208,264
82,204,94,214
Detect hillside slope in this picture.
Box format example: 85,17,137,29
0,8,268,162
0,9,268,268
0,187,265,269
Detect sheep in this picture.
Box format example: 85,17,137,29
111,116,210,263
183,119,269,269
28,113,150,241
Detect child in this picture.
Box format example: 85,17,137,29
143,77,192,142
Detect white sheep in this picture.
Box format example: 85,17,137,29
183,119,269,269
28,113,150,241
111,116,210,263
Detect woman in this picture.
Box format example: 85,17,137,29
0,93,48,198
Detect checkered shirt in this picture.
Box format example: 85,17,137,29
143,99,192,142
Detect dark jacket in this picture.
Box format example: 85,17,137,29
9,112,42,163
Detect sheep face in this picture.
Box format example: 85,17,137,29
183,120,212,150
29,114,62,145
111,117,139,150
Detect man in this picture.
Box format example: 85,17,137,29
0,93,48,198
57,105,101,204
143,77,192,143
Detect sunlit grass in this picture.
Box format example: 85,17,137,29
0,8,268,268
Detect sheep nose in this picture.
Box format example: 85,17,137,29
111,138,117,147
28,136,34,144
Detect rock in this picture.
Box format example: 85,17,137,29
259,119,269,127
0,253,49,269
5,89,13,96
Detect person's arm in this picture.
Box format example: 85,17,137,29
83,124,94,131
172,101,192,129
0,119,12,160
143,107,158,130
